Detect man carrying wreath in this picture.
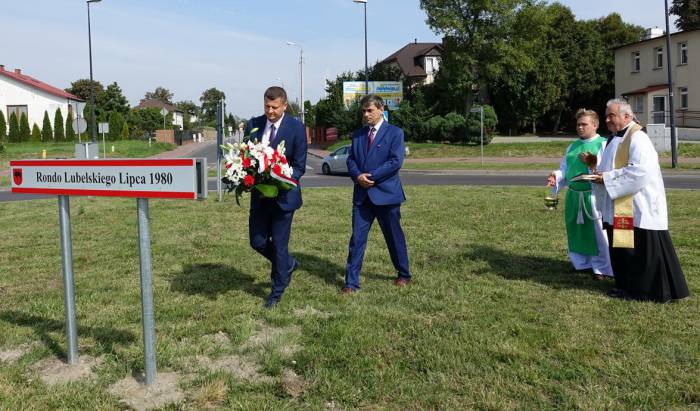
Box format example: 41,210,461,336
245,86,307,308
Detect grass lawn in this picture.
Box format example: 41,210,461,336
0,187,698,409
327,140,700,160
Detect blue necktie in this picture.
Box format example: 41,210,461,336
269,124,276,144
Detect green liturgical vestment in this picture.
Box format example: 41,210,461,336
564,136,606,256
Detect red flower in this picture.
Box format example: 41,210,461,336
272,164,282,174
242,157,251,168
280,156,287,164
244,174,255,187
225,163,232,169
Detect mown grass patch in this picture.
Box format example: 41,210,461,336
0,186,697,409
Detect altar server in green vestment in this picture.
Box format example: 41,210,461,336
547,109,612,280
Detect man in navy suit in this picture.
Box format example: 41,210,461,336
246,86,307,308
343,94,411,293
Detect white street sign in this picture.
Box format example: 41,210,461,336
72,118,88,134
98,122,109,134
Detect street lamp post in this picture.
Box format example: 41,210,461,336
353,0,369,94
87,0,101,144
663,0,678,168
286,42,304,125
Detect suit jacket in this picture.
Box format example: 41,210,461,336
245,114,307,211
346,122,406,206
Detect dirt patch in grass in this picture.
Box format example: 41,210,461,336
280,368,306,398
108,372,184,411
191,378,228,409
293,305,331,319
195,354,273,384
0,344,33,363
31,355,101,386
241,324,301,350
202,331,231,348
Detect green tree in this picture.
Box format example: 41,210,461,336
176,100,199,130
127,107,162,138
671,0,700,30
0,110,6,144
8,112,19,143
108,112,126,141
121,122,129,140
31,123,42,142
19,113,31,142
41,111,53,141
66,79,104,102
420,0,528,117
54,109,65,141
100,82,130,115
144,86,174,104
466,105,498,144
199,88,226,123
65,111,76,141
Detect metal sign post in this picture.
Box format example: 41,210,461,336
58,195,78,364
136,198,156,385
10,158,207,386
470,106,485,167
98,122,109,159
216,100,224,202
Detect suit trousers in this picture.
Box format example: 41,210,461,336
249,198,296,299
345,199,410,290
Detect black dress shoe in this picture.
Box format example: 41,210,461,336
263,297,280,308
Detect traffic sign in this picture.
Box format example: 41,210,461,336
72,118,88,134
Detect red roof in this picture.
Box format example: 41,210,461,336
0,66,83,101
622,84,668,95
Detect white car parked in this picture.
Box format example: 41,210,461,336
321,145,351,175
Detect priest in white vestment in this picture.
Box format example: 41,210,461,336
584,99,689,302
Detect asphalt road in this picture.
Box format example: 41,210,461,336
2,145,698,203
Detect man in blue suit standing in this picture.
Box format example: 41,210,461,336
343,94,411,293
246,86,307,308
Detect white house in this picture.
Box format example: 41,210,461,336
0,65,83,133
136,99,184,129
614,28,700,140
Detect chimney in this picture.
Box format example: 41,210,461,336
643,26,664,40
414,38,417,44
14,68,21,75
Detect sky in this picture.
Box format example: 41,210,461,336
1,0,678,119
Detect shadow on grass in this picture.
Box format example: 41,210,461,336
294,252,393,288
170,263,268,299
462,245,611,293
0,310,136,360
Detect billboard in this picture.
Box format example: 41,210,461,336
343,81,403,111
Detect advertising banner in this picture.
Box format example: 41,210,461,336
343,81,403,110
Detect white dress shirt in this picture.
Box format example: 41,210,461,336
262,114,285,145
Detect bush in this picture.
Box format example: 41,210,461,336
466,105,498,145
54,109,65,141
66,111,76,142
31,124,42,142
424,112,466,143
42,111,53,142
8,112,19,143
0,110,6,144
19,113,31,142
121,122,129,140
108,112,125,141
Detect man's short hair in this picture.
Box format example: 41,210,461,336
360,94,384,110
575,108,599,125
607,98,633,117
264,86,288,103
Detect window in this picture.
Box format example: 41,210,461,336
631,51,640,72
6,105,28,121
679,87,688,110
633,95,644,113
652,96,666,124
425,56,439,74
679,42,688,65
654,47,664,69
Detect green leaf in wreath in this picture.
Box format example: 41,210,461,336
255,184,279,198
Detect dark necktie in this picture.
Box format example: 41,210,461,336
367,127,375,152
269,124,276,144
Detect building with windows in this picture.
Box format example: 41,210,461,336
380,40,442,85
136,98,184,129
614,28,699,139
0,65,83,134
